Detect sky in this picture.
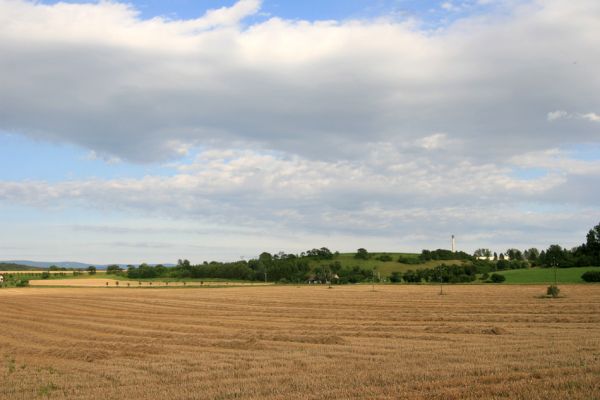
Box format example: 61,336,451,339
0,0,599,264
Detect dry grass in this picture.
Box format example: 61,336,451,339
28,279,270,287
1,285,599,399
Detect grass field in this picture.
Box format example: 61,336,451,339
496,267,600,284
1,285,599,399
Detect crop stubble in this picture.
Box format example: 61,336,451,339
1,285,599,399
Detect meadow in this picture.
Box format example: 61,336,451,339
1,285,599,399
496,267,600,284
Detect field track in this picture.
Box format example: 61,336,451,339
1,285,599,399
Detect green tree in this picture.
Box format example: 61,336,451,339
354,248,370,260
389,271,402,283
87,266,97,275
106,265,122,275
473,248,492,258
523,248,540,264
506,249,524,261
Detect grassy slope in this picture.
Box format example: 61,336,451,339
310,253,467,277
496,266,600,284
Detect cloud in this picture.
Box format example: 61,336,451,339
0,147,595,241
0,0,598,163
0,0,599,259
194,0,262,29
547,110,600,122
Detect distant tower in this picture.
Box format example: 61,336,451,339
451,235,456,253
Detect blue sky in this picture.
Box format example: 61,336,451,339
0,0,599,264
37,0,488,21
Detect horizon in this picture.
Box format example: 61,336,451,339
1,0,599,263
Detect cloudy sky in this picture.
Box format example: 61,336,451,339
0,0,599,264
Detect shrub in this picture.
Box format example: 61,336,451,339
581,271,600,282
389,272,402,283
481,272,489,280
490,273,506,283
41,271,50,279
397,256,421,265
376,254,393,262
547,285,560,298
354,248,370,260
15,279,29,287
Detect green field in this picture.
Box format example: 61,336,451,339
496,267,600,284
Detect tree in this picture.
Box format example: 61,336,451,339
87,266,96,275
106,265,122,275
582,222,600,265
389,271,402,283
505,249,524,261
354,248,370,260
473,248,492,258
523,248,540,264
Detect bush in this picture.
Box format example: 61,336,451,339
354,248,370,260
15,279,29,287
581,271,600,282
376,254,393,262
389,271,402,283
41,271,50,279
490,273,506,283
397,256,421,265
547,285,560,298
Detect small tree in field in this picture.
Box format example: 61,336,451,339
547,285,560,298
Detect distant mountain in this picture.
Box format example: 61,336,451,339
1,260,176,270
0,262,45,271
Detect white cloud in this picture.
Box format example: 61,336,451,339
547,110,569,121
581,112,600,122
547,110,600,122
0,0,598,162
0,0,599,260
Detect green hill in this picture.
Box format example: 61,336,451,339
308,252,468,277
0,263,44,271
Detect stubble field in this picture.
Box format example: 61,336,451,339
1,285,599,399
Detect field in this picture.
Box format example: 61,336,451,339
1,285,600,399
27,279,271,287
496,267,600,284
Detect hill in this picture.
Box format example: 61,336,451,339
307,252,469,277
0,260,176,270
0,262,44,271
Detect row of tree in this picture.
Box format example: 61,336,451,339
471,222,600,268
102,222,600,284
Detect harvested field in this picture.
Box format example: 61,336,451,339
1,285,599,399
28,279,272,287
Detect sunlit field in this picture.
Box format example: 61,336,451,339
1,285,599,399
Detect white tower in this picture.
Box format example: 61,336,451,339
451,235,456,253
